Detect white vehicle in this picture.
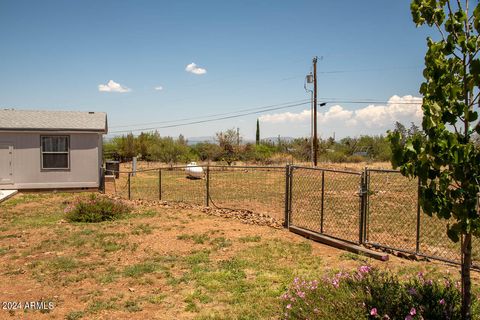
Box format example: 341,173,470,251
185,162,204,179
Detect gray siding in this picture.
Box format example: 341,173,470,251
0,132,102,189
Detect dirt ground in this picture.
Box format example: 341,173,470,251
0,192,478,320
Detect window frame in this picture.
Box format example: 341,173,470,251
40,135,70,170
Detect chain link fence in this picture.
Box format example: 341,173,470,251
209,166,285,221
113,165,285,219
289,166,363,244
365,169,419,253
108,164,478,267
365,169,478,266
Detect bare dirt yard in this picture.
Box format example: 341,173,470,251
0,192,478,320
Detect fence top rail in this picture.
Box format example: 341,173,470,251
366,168,401,173
291,165,362,175
208,165,285,170
105,167,160,174
105,164,286,174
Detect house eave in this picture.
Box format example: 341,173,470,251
0,128,107,134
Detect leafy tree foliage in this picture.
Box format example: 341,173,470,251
104,130,396,165
216,128,240,165
388,1,480,318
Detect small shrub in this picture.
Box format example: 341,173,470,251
65,195,130,223
280,267,477,320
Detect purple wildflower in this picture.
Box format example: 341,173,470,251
439,299,446,305
370,308,378,316
359,265,371,274
332,278,339,288
410,307,416,315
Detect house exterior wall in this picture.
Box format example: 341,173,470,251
0,132,102,189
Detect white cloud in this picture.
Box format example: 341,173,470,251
318,105,354,124
259,95,423,135
185,62,207,75
354,95,422,128
154,86,163,91
98,80,131,93
259,110,311,123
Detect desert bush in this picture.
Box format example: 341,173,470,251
268,152,292,165
281,266,478,320
65,195,130,223
322,151,348,163
345,155,366,163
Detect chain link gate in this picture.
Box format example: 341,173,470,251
287,166,364,244
364,169,479,267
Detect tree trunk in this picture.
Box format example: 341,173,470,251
461,232,472,320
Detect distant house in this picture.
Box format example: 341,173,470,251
0,109,107,190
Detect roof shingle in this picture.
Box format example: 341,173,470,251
0,109,108,133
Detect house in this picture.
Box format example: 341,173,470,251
0,109,107,190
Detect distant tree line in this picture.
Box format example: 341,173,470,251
103,122,423,165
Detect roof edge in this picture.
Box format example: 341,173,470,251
0,128,107,133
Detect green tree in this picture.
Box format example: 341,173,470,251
216,128,240,165
111,133,136,160
136,131,160,161
150,137,189,165
191,142,222,161
389,1,480,318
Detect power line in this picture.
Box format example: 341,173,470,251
323,99,422,105
110,101,311,134
318,66,423,74
112,98,422,129
109,98,423,134
111,99,310,129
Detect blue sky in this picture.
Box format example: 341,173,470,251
0,0,434,140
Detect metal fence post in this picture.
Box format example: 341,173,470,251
288,166,293,225
128,172,131,200
205,166,210,207
359,170,366,244
363,168,370,243
321,170,325,234
158,169,162,201
416,177,421,253
284,165,290,228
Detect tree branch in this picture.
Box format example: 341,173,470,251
435,21,447,42
447,1,461,42
469,92,480,108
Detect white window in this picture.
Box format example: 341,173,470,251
41,136,69,169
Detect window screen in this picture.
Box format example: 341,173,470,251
41,136,69,169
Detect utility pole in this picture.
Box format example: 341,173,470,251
236,127,240,146
313,56,318,166
256,119,260,145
